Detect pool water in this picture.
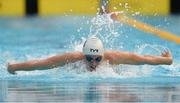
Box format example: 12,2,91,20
0,15,180,102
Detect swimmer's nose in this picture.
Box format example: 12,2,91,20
92,61,98,65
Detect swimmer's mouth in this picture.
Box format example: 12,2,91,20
89,65,96,71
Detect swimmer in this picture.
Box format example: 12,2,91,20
8,37,172,74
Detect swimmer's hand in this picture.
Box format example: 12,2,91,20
7,63,16,75
160,50,173,64
161,50,172,58
110,13,118,20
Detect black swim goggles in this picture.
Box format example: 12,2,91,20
85,55,102,62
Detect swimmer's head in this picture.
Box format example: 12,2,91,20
83,36,104,56
83,36,104,71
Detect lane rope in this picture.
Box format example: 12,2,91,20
112,14,180,44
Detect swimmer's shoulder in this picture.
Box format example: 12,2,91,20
55,51,85,60
69,51,85,60
104,50,128,64
104,50,114,63
104,50,128,57
104,50,116,59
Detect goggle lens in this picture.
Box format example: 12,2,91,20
85,55,102,62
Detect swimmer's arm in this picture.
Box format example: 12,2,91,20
7,52,84,74
105,50,173,65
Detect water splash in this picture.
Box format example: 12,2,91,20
89,13,121,49
1,15,180,81
135,44,169,55
0,51,15,79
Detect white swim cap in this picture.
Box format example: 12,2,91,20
83,37,104,56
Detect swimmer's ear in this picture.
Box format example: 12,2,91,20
7,63,16,75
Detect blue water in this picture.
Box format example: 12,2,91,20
0,15,180,102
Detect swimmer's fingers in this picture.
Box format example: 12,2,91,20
161,52,165,56
161,51,168,57
165,49,172,57
7,63,16,75
161,49,172,57
161,50,166,56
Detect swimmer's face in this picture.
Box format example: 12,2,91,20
85,55,103,71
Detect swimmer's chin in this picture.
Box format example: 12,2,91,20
88,66,96,72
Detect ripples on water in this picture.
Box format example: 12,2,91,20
1,81,180,102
